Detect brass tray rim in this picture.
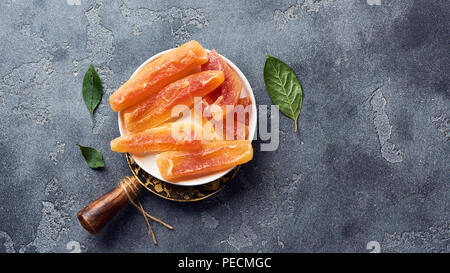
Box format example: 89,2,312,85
126,153,240,202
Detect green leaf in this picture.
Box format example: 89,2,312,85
264,54,303,132
77,144,104,168
82,65,103,127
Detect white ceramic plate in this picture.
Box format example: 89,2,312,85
118,49,257,186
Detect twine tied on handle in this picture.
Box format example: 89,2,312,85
119,176,173,244
77,176,173,245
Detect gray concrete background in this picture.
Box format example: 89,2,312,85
0,0,449,253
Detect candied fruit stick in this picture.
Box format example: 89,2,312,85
237,96,252,107
124,70,224,133
109,40,208,112
201,97,213,118
222,120,248,140
201,51,223,102
201,49,243,120
205,115,248,140
201,118,223,141
110,122,202,154
234,97,251,125
217,119,249,140
156,140,253,181
201,96,250,139
221,96,251,126
203,96,251,113
188,106,222,141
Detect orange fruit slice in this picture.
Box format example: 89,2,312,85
110,122,202,154
109,40,208,112
156,140,253,181
123,70,224,133
201,50,243,120
201,96,251,140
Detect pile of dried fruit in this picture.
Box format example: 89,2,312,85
109,40,253,181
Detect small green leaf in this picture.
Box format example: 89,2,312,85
82,65,103,127
264,54,303,132
77,144,104,168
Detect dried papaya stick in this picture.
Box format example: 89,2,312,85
110,123,202,154
123,70,224,133
110,40,208,112
201,49,243,120
156,140,253,181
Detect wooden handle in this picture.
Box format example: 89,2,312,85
77,177,141,234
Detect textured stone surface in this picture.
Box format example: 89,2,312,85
0,0,449,253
